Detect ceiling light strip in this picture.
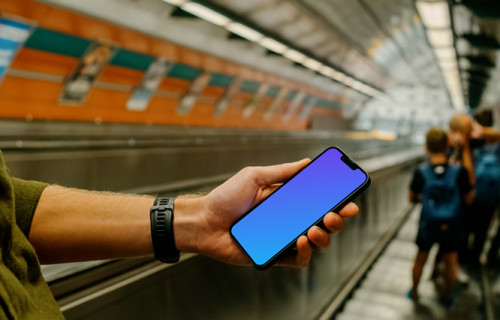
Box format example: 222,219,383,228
417,0,464,110
164,0,384,98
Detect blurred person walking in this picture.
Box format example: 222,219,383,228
409,127,474,306
471,109,500,265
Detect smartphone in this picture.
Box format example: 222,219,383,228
230,147,370,270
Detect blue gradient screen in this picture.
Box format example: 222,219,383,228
231,148,367,266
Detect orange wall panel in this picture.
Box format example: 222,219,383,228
0,76,61,106
158,77,189,94
11,48,78,76
202,86,225,98
310,107,342,117
98,66,143,86
0,0,50,23
0,0,322,131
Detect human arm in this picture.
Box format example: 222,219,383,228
28,159,358,267
409,169,423,203
409,190,421,203
472,121,500,143
461,140,475,186
464,190,475,205
458,167,475,205
449,131,475,186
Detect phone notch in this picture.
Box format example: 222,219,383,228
341,154,358,170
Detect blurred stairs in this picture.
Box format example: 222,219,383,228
334,208,483,320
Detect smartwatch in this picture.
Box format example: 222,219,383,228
150,197,180,263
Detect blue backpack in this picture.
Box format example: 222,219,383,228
474,144,500,205
419,164,462,230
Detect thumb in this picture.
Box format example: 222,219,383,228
256,158,310,186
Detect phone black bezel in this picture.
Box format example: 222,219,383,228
229,146,371,270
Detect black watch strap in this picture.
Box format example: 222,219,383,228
150,197,180,263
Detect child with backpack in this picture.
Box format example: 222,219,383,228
409,128,474,306
469,109,500,265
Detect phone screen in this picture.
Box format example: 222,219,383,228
230,147,369,268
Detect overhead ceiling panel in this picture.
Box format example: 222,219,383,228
248,1,298,30
453,1,500,108
302,0,379,54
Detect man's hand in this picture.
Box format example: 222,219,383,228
30,159,357,266
173,159,359,267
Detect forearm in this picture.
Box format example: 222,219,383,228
482,127,500,143
409,191,420,203
29,185,156,263
461,144,475,186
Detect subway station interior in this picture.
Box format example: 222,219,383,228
1,0,500,319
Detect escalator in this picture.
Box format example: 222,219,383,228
334,207,486,320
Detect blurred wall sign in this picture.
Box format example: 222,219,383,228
243,83,269,118
126,57,172,111
0,17,33,85
299,96,318,122
214,77,242,116
177,71,211,115
264,87,288,121
59,42,116,105
283,91,305,122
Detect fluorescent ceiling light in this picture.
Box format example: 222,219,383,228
331,71,347,83
283,49,306,63
181,2,231,27
162,0,188,5
259,37,288,54
439,59,458,70
226,22,263,42
416,1,451,29
319,66,336,77
437,55,457,64
302,58,323,71
351,81,365,90
444,71,459,79
445,77,460,85
357,85,369,93
426,29,453,47
434,47,455,60
443,69,459,77
343,77,355,86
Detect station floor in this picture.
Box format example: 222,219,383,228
334,207,484,320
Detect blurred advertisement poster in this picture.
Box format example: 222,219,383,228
177,71,211,115
299,96,318,122
264,87,288,121
243,83,269,118
283,91,305,122
0,16,33,85
59,42,116,105
126,57,172,111
214,77,242,116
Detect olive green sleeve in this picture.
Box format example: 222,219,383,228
11,177,49,237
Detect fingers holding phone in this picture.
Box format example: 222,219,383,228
231,147,370,270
